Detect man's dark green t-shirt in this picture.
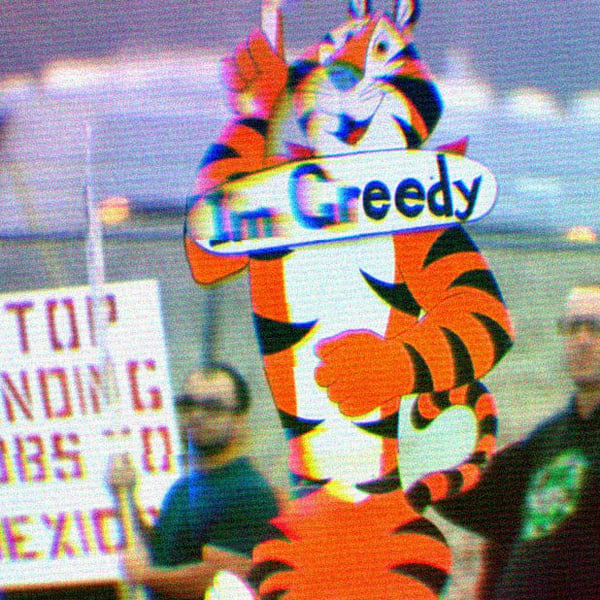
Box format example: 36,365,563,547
148,457,278,597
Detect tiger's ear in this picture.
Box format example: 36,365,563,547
394,0,421,30
348,0,371,19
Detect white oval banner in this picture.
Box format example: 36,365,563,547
187,149,497,255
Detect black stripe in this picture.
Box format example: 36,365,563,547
226,171,251,182
290,472,330,485
356,469,401,494
394,517,447,544
464,380,497,435
247,560,292,595
262,592,287,600
470,450,488,465
288,60,318,91
289,472,330,499
404,2,421,25
253,314,317,355
472,312,513,364
450,269,503,301
465,380,487,408
383,76,442,133
354,412,399,438
410,398,430,429
441,327,474,387
199,143,240,168
404,344,434,393
277,409,324,438
249,560,293,582
406,482,431,512
250,249,294,260
446,469,464,496
391,564,448,595
386,43,419,65
392,116,422,148
360,269,421,316
480,414,498,437
348,0,372,17
432,390,451,410
410,391,449,428
423,226,478,268
238,117,268,137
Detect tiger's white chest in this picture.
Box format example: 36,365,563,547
283,235,395,333
280,235,395,431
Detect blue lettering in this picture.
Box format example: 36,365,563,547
337,186,361,223
206,191,231,246
230,208,275,241
454,176,481,221
206,191,276,245
360,153,482,223
289,164,337,229
363,181,391,221
394,178,425,218
427,154,453,217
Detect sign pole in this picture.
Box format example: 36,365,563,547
85,124,146,600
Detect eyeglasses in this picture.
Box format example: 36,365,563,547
175,395,239,414
557,316,600,336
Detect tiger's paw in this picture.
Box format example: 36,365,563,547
314,331,409,416
221,29,288,119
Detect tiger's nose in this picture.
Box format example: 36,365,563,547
327,63,361,91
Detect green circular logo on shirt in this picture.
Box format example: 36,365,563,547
520,449,588,541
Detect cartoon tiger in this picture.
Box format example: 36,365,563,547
186,1,513,597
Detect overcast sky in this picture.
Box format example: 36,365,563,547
1,0,599,103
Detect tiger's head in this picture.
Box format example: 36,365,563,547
287,0,442,156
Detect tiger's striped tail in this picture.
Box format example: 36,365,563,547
406,381,497,512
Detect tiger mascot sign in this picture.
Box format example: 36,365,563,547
185,1,513,598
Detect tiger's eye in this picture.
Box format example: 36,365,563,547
375,41,389,55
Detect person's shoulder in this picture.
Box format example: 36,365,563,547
233,457,275,488
226,457,278,501
487,439,529,473
524,405,573,444
162,472,193,501
226,456,264,477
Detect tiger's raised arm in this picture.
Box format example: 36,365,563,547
185,27,288,284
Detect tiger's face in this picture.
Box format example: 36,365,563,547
289,12,442,156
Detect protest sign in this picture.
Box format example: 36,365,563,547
0,279,181,589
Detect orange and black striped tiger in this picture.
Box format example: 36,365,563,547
187,1,513,598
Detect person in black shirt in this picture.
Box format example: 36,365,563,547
437,284,600,600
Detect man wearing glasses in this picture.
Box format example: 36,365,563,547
437,285,600,600
109,364,279,600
